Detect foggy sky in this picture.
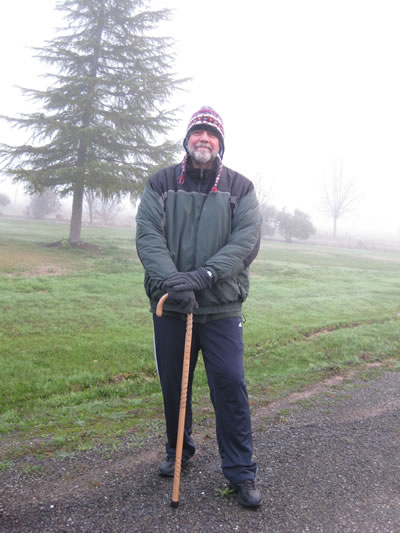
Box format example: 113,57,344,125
1,0,400,239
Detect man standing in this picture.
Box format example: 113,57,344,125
136,106,262,508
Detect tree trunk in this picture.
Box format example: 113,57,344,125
68,11,104,244
85,191,94,224
333,217,337,239
69,181,84,244
88,203,93,225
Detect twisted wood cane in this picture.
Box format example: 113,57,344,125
156,293,193,508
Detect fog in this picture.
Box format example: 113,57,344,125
1,0,400,241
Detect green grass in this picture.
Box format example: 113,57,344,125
1,217,399,459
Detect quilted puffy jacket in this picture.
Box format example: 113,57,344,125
136,158,262,316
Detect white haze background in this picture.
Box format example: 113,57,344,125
1,0,400,240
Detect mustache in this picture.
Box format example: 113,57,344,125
194,142,212,149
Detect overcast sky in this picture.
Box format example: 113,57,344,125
1,0,400,239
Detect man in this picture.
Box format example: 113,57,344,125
136,106,262,508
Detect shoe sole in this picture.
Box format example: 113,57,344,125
159,467,174,478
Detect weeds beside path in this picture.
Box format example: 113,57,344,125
1,367,400,532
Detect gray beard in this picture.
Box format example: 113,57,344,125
188,146,216,165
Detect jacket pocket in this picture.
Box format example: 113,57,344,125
237,280,246,302
196,274,248,308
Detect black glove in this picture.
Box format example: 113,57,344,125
163,267,213,292
165,287,199,314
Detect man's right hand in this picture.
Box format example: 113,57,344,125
165,287,198,314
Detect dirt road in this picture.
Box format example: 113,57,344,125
1,369,400,532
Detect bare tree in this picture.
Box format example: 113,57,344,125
252,172,276,236
95,196,121,225
84,190,96,225
253,172,273,208
322,164,358,238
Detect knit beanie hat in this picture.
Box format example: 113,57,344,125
179,106,224,192
183,106,225,159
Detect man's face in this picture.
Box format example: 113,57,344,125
187,129,219,168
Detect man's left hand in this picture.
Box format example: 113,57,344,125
163,267,213,292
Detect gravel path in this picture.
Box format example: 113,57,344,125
1,369,400,532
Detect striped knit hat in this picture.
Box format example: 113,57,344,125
179,106,224,192
184,106,225,159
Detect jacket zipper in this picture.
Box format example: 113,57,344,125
199,169,204,191
195,168,207,266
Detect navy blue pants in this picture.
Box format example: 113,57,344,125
153,314,257,484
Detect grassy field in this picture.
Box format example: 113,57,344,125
1,217,400,462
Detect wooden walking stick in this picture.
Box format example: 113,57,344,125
156,293,193,508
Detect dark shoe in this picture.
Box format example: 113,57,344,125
231,479,262,508
159,455,192,477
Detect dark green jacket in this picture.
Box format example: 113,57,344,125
136,158,262,316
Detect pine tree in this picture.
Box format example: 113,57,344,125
0,0,182,243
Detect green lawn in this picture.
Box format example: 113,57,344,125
1,217,399,460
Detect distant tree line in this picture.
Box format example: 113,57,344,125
27,191,61,219
254,161,358,241
23,188,123,225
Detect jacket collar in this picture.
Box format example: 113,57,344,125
186,156,219,180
